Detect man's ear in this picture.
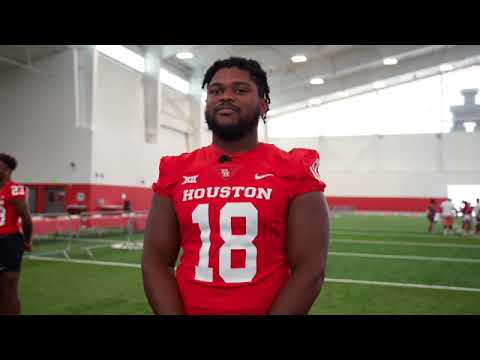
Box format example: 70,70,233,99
259,98,269,119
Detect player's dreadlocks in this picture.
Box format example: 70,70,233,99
0,153,17,171
202,57,271,120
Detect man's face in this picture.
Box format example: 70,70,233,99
0,160,11,182
205,67,267,141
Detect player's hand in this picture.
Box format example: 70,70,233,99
24,241,33,252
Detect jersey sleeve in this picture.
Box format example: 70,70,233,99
9,183,27,201
287,148,326,199
152,157,178,198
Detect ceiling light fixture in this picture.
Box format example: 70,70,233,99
176,51,194,60
439,63,453,72
291,55,307,63
383,57,398,65
308,98,323,106
310,77,324,85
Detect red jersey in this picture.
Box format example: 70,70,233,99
427,204,436,217
0,181,26,236
462,203,473,216
152,143,326,315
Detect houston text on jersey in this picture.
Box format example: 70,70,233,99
182,186,272,202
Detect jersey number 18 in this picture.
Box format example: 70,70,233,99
192,202,258,283
0,206,6,227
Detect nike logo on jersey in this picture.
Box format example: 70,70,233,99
254,173,274,180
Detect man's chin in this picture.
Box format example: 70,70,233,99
214,116,240,128
206,112,259,141
211,125,246,141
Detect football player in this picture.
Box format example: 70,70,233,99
142,57,330,315
0,153,33,315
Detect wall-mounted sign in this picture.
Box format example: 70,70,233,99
76,192,86,202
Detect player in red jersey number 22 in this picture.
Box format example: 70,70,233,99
142,57,330,315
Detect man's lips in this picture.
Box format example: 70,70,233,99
215,105,240,114
217,109,236,115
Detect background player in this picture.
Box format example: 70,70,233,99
426,198,437,233
0,153,33,315
474,198,480,236
439,198,456,236
460,200,473,236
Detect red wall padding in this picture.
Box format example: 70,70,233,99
83,213,129,229
25,183,153,213
326,196,448,212
89,184,153,211
32,215,81,236
25,183,447,214
32,213,148,237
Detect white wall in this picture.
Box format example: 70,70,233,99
91,54,189,187
0,50,192,187
10,49,476,199
0,49,92,183
270,132,480,197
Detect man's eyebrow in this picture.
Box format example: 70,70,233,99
208,81,253,88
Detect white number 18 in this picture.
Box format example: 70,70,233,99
0,206,6,227
192,202,258,283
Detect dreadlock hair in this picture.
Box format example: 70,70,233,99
202,57,271,121
0,153,17,171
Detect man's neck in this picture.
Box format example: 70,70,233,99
0,177,10,189
212,131,259,154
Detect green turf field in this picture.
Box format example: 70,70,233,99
20,214,480,314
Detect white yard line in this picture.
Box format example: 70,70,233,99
25,255,141,268
329,251,480,263
326,278,480,293
24,256,480,293
332,229,478,240
332,238,480,249
35,238,121,244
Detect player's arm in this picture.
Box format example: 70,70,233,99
142,194,184,315
11,198,33,251
269,191,330,315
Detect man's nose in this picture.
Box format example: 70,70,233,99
220,88,236,101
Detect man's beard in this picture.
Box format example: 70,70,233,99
205,107,260,141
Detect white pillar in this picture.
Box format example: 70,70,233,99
188,74,211,150
143,52,161,143
72,46,95,129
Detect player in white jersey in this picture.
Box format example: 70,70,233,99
439,198,456,235
474,198,480,236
